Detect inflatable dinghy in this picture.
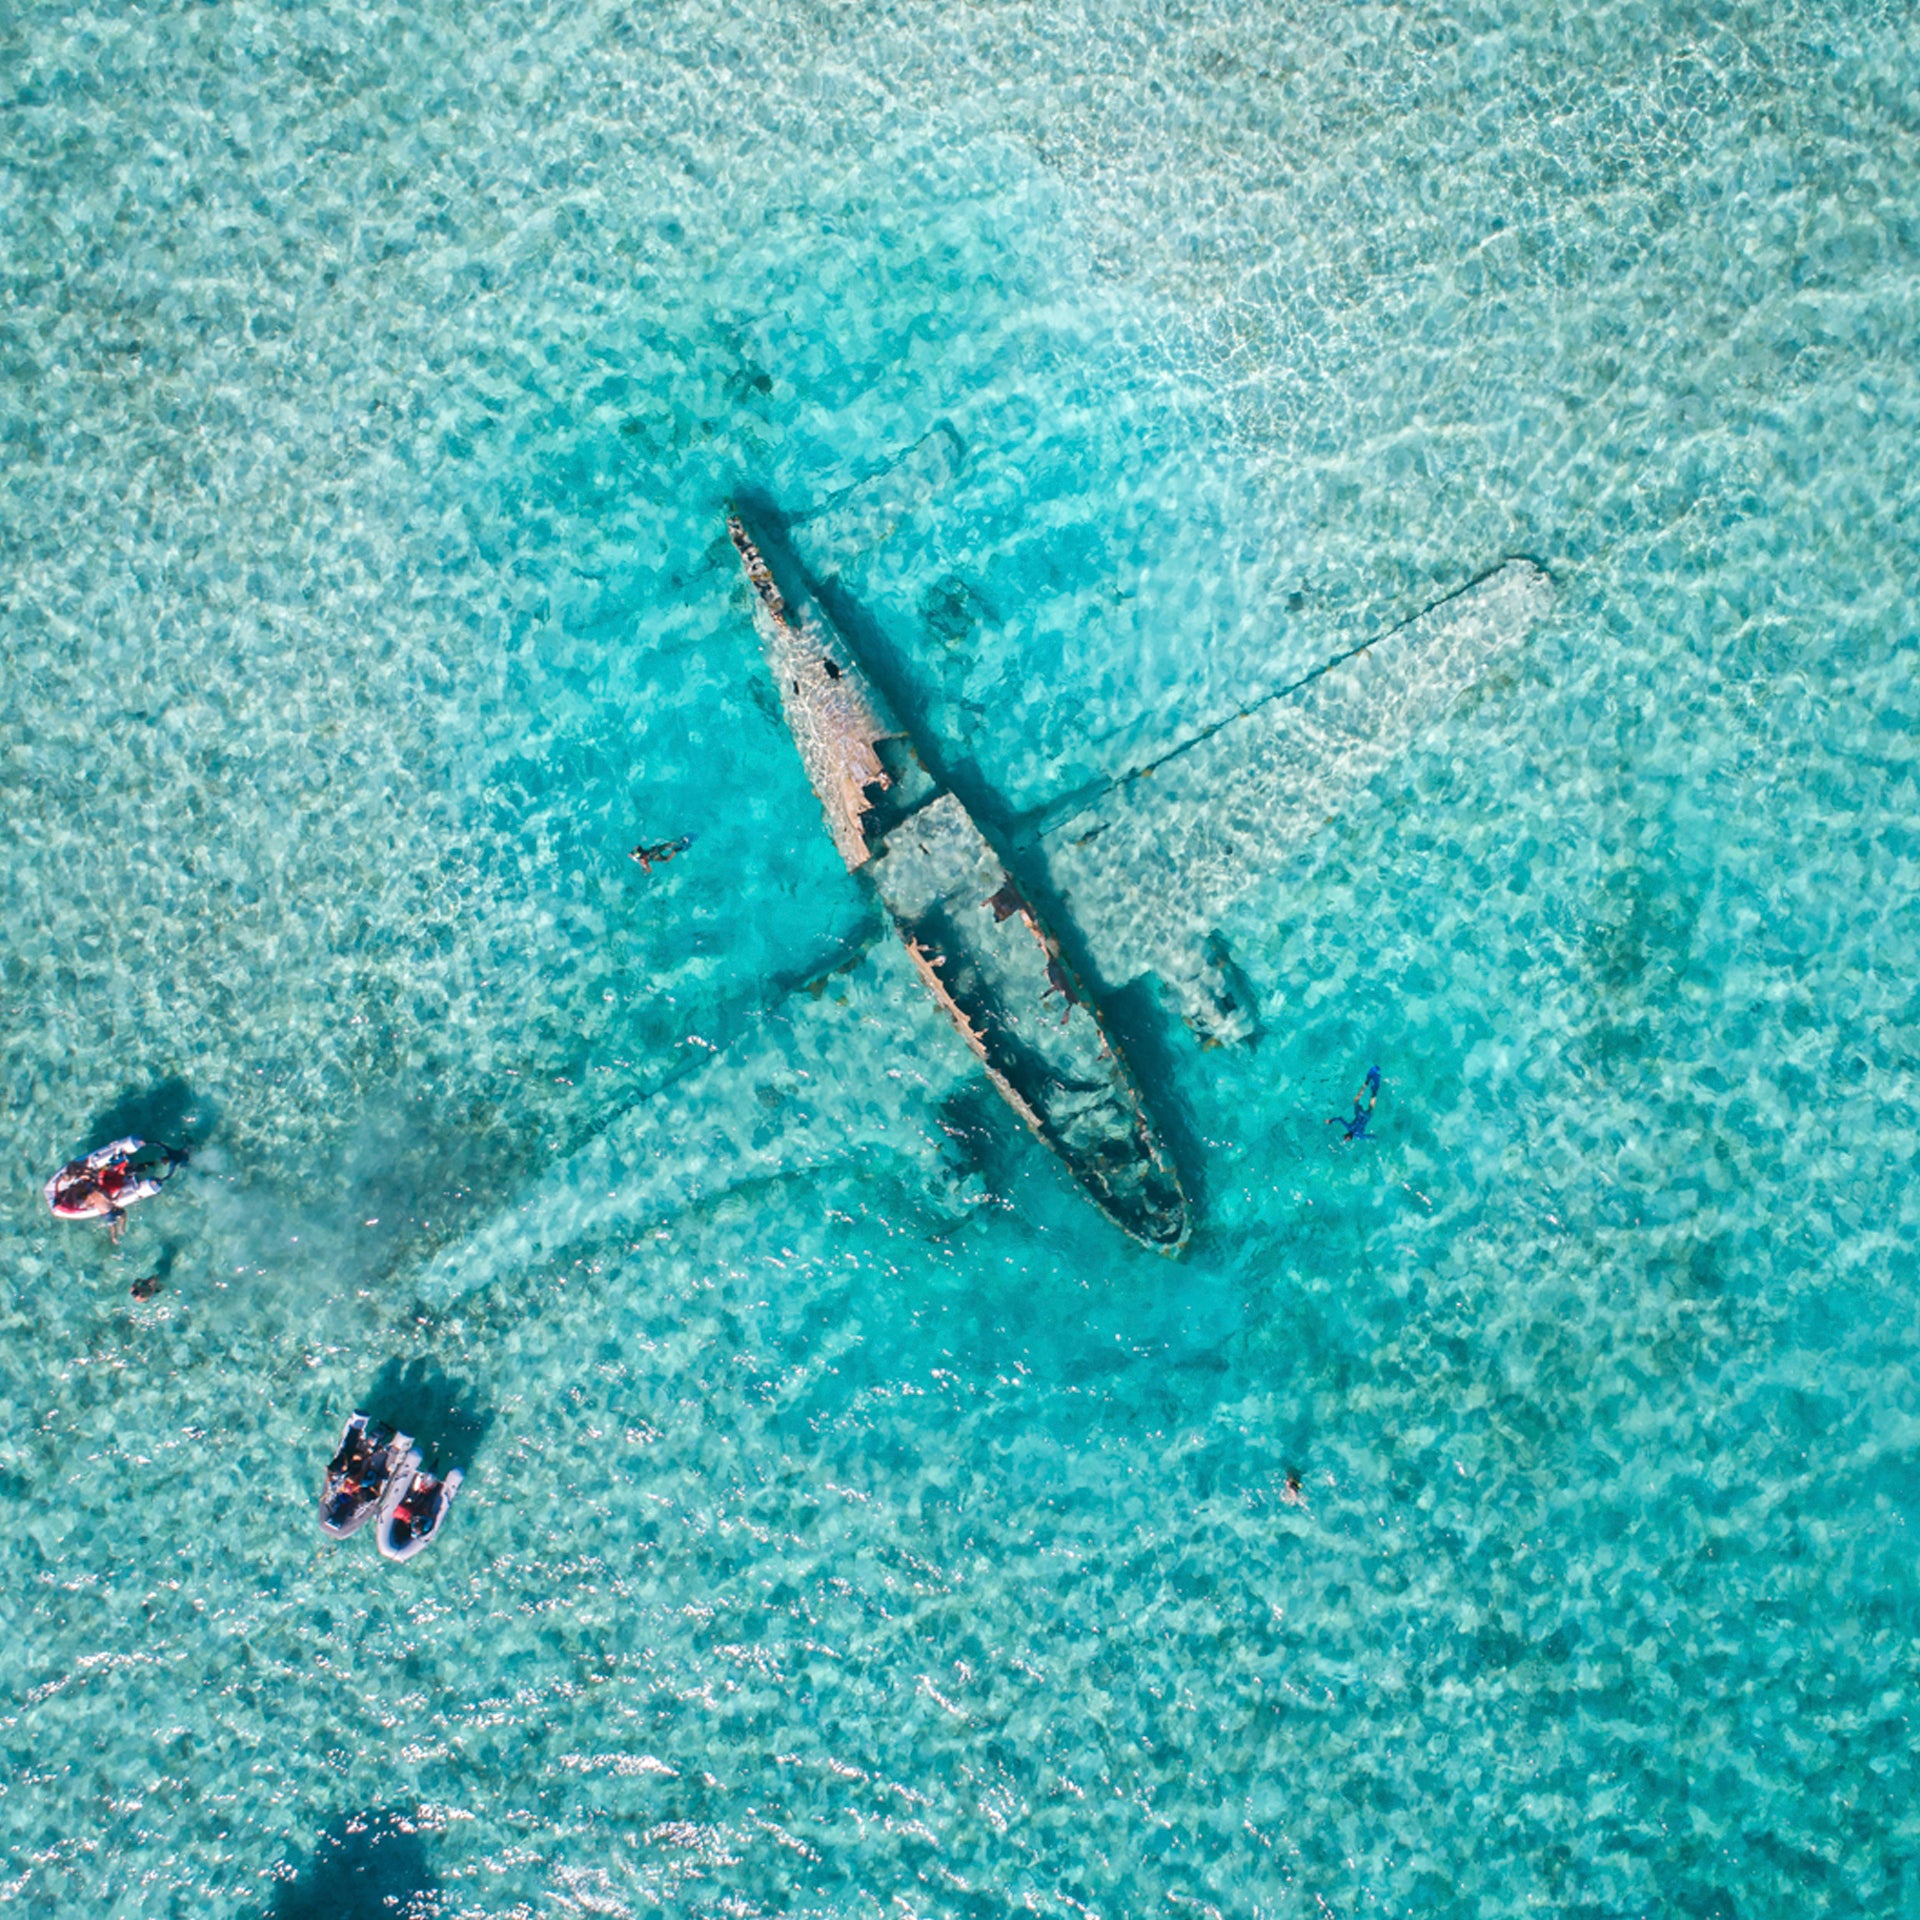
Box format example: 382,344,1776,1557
318,1413,418,1541
44,1137,171,1224
376,1464,464,1563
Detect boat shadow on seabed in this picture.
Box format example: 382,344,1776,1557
271,1808,441,1920
77,1075,217,1161
362,1357,494,1469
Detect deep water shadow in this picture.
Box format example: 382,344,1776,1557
765,923,882,1003
271,1808,440,1920
1078,973,1212,1221
365,1358,493,1471
78,1076,215,1159
934,1081,1025,1198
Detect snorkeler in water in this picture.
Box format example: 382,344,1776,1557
629,834,693,875
1328,1065,1381,1143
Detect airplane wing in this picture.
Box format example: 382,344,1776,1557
785,437,1556,1045
1034,560,1556,1040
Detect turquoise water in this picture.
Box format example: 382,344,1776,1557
4,0,1919,1911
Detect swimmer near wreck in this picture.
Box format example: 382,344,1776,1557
44,1137,187,1244
629,834,693,875
1328,1066,1382,1144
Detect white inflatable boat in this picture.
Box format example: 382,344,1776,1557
44,1137,174,1232
376,1463,464,1562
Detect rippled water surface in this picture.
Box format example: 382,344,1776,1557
4,0,1919,1914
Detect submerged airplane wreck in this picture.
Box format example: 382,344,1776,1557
732,455,1557,1248
729,513,1191,1251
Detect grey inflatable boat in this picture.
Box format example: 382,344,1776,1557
318,1413,418,1541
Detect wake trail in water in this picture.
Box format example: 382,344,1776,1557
417,563,1552,1298
414,940,980,1307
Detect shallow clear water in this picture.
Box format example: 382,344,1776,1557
3,0,1919,1913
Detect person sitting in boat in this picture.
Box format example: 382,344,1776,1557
328,1430,371,1491
389,1486,432,1549
43,1138,178,1244
321,1415,416,1541
378,1464,464,1561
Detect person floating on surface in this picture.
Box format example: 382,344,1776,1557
44,1138,185,1245
1041,956,1083,1027
1328,1065,1382,1144
629,834,693,875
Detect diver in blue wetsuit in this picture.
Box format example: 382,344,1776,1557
1329,1065,1381,1143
